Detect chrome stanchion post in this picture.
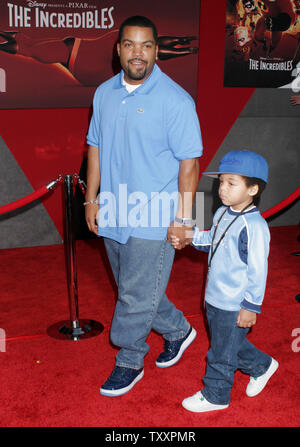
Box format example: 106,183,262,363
64,174,80,332
47,174,104,341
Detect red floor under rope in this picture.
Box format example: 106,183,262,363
0,226,299,428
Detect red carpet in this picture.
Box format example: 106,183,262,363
0,226,299,428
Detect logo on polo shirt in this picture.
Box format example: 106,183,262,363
137,108,144,113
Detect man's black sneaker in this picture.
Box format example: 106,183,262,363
100,366,144,397
156,327,196,368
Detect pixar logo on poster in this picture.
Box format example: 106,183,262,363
0,68,6,92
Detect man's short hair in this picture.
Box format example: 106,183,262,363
118,16,158,44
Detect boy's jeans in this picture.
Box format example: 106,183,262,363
202,303,272,405
103,236,190,370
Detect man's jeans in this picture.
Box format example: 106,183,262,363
202,303,272,405
103,237,190,370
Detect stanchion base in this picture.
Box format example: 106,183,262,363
47,319,104,341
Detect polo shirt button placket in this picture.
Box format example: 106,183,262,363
120,97,127,119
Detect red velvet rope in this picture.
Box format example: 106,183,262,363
262,186,300,219
0,185,50,215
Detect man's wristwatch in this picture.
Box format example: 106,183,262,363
174,216,193,226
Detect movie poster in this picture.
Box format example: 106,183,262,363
224,0,300,87
0,0,200,108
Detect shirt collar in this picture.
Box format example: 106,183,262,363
228,205,258,216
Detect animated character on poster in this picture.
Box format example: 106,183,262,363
224,0,300,87
0,1,200,107
0,30,198,86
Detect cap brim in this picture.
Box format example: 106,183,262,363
202,171,220,178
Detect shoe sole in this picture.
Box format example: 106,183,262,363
156,328,197,368
246,359,279,397
100,369,144,397
182,400,229,413
182,392,229,413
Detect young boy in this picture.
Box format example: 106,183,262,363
171,150,278,412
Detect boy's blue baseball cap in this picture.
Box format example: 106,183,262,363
203,150,268,183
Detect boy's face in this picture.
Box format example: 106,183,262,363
218,174,258,211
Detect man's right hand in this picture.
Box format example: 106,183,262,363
167,222,194,250
85,203,99,235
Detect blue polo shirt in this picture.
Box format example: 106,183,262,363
87,64,203,243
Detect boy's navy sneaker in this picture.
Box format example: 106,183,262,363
100,366,144,397
156,327,196,368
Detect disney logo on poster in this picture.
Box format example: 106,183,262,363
25,2,97,9
26,1,47,8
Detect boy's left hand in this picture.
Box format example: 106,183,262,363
237,309,257,328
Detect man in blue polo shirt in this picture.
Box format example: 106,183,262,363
85,15,203,397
